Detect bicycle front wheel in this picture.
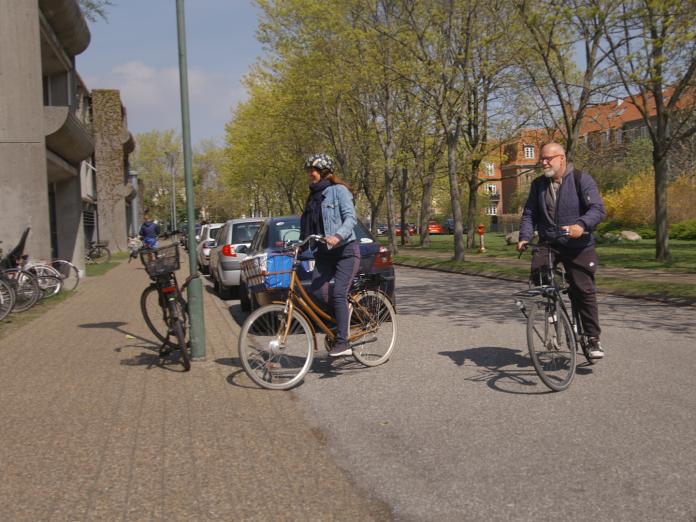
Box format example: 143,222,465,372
527,299,576,392
0,278,16,320
238,304,314,390
51,260,80,291
90,246,111,264
36,274,62,298
349,290,397,367
3,269,40,313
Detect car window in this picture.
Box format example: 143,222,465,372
232,222,262,244
354,221,374,242
269,219,301,248
252,223,267,252
210,227,222,240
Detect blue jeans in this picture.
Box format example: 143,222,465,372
311,241,361,346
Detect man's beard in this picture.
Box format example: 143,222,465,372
543,167,555,178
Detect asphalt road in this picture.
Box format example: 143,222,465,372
222,266,696,521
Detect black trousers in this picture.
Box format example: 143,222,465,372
531,245,601,339
311,241,361,345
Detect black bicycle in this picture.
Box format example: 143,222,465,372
514,241,595,391
139,243,197,371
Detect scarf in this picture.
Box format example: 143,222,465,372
300,179,330,239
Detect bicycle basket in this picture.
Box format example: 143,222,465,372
241,252,294,293
140,243,180,278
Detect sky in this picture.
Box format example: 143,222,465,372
77,0,265,145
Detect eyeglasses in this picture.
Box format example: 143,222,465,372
540,154,564,163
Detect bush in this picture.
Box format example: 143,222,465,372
633,226,656,239
669,219,696,240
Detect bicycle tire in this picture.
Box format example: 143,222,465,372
169,299,191,371
50,260,80,291
0,278,16,320
36,274,62,298
349,290,397,367
141,286,171,344
3,269,40,313
90,246,111,264
527,298,576,392
238,304,314,390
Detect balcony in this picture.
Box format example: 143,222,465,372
44,106,94,166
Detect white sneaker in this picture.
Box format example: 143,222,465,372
588,338,605,359
329,343,352,357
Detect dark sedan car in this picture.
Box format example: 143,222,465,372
238,215,395,311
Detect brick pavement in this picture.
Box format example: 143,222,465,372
0,259,392,521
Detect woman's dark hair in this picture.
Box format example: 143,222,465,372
325,172,354,195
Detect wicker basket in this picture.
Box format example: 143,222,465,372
241,252,294,293
140,243,180,278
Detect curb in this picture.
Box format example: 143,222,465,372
394,260,696,308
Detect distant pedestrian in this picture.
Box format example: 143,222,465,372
139,212,161,249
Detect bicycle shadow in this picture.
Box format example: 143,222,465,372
439,346,549,395
79,321,187,372
218,354,367,389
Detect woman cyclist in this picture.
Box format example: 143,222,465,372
300,153,360,357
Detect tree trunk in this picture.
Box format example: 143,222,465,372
399,165,411,246
653,147,670,261
447,134,465,261
419,165,435,247
465,161,482,249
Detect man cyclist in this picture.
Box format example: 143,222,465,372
139,213,161,250
516,142,607,358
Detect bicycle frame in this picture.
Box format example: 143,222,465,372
274,237,380,349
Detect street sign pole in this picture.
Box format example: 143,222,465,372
175,0,205,359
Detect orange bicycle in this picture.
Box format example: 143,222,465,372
238,235,397,390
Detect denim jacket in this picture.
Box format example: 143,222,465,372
321,184,357,244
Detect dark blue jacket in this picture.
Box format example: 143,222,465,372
520,167,606,249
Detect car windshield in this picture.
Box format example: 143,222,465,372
232,222,262,244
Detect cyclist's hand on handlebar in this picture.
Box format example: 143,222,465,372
560,224,585,239
325,235,340,248
516,240,529,253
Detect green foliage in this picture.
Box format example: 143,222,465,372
670,219,696,240
78,0,112,23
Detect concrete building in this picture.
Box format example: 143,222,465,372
0,0,136,269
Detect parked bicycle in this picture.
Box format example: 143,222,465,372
514,240,596,392
0,232,43,313
238,235,397,390
85,240,111,264
139,243,198,371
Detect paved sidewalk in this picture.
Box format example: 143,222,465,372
0,259,391,521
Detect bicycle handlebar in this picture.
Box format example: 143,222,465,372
287,235,327,251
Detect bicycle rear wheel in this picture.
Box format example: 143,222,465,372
238,304,314,390
51,260,80,291
527,298,576,391
3,269,40,313
90,246,111,264
0,278,16,320
349,290,397,367
36,274,62,298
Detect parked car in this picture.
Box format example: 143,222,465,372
196,223,224,273
209,218,264,299
395,223,412,237
377,223,388,235
442,219,455,234
238,216,395,312
427,220,444,235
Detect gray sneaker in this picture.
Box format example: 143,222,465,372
329,343,352,357
587,338,605,359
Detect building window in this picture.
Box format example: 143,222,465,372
485,184,497,195
485,205,498,216
523,144,535,160
484,162,495,177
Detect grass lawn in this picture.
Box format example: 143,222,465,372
389,233,696,272
85,251,129,277
0,289,76,341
